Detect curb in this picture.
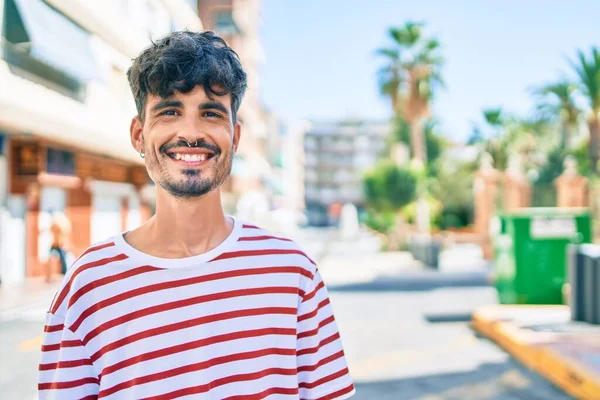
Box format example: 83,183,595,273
471,305,600,400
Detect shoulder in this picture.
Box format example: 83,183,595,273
231,220,318,277
70,237,127,272
48,237,127,316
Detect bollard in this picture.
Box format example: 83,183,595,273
568,245,586,322
591,254,600,324
571,244,600,325
410,237,441,269
584,252,597,324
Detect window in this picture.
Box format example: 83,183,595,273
46,148,75,176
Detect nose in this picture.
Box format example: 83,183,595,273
176,114,205,144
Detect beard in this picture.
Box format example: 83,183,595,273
145,141,233,200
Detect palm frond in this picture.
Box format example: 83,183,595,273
483,108,504,127
375,47,400,60
570,47,600,111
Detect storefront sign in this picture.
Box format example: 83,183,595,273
14,143,39,175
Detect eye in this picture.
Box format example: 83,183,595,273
161,110,179,116
203,111,221,118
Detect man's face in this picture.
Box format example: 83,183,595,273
131,86,240,199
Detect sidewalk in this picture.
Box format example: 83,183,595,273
0,277,62,314
317,232,493,290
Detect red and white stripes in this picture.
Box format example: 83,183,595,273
39,218,355,399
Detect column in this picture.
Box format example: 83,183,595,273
503,155,531,211
555,156,588,208
473,153,499,259
25,183,41,277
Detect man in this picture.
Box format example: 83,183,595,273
38,31,355,399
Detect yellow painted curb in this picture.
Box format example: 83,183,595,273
471,305,600,400
537,347,600,400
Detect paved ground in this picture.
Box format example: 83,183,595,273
0,228,573,399
332,289,573,400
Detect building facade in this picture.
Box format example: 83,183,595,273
197,0,271,215
0,0,201,283
303,120,389,226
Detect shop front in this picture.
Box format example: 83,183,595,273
8,137,150,279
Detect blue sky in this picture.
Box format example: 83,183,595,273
259,0,599,142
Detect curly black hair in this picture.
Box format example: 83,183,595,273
127,30,247,122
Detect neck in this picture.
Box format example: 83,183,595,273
142,187,232,258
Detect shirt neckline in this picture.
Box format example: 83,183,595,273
114,215,241,268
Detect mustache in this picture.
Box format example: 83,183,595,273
159,139,221,155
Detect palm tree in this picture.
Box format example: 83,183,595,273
377,21,444,163
377,48,402,113
532,80,581,148
571,47,600,174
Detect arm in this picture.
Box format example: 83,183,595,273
39,312,100,399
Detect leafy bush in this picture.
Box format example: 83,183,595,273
364,209,397,234
364,161,417,212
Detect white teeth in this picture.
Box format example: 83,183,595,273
173,153,210,162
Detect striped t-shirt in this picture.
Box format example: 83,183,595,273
38,218,355,399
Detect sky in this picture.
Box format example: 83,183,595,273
259,0,599,142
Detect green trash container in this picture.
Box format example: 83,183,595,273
493,208,592,305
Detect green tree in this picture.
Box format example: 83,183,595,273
571,139,593,177
392,117,445,172
364,161,417,212
376,21,444,162
363,161,418,246
478,108,509,170
429,159,476,229
532,80,581,148
571,47,600,174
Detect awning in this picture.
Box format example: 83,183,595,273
11,0,101,82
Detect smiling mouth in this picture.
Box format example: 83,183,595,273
166,151,216,164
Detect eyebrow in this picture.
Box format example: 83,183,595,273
199,101,230,116
150,99,183,113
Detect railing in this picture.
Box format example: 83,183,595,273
568,244,600,324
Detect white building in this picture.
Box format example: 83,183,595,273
303,120,390,226
197,0,272,213
0,0,201,283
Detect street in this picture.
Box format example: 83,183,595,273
333,289,572,400
0,228,573,400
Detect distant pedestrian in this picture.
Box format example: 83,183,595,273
44,212,71,283
38,31,355,399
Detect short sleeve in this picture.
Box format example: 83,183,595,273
38,312,100,400
296,268,355,400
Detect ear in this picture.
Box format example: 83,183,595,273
130,116,144,154
232,121,241,153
